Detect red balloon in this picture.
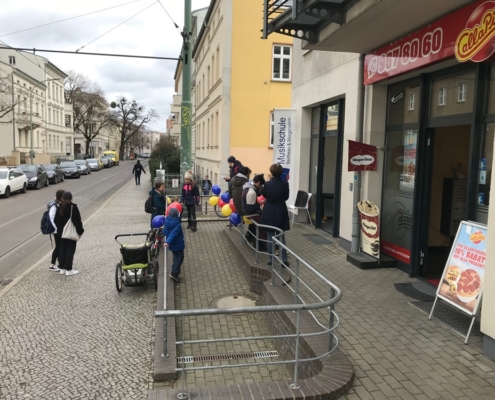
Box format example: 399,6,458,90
257,195,266,204
229,199,236,213
218,198,227,208
169,202,183,213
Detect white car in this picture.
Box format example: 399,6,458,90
0,167,28,198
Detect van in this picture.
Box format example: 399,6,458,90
103,151,119,166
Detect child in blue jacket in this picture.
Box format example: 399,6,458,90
162,208,185,282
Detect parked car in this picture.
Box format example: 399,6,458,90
0,167,28,198
86,158,101,171
75,160,91,175
140,153,150,159
43,164,64,184
18,164,49,189
101,156,113,168
60,161,81,179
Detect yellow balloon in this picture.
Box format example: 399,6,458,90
243,216,253,225
221,204,233,216
209,196,219,206
166,196,171,205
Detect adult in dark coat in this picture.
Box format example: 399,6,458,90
149,181,166,228
260,164,290,266
231,166,251,217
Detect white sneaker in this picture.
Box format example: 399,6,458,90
66,270,79,276
59,269,66,275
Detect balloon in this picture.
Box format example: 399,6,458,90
257,195,266,204
218,198,227,208
229,199,236,213
166,196,171,205
209,196,219,206
221,192,230,203
152,215,165,228
243,216,253,225
221,204,233,216
169,202,183,213
230,212,241,226
212,185,221,195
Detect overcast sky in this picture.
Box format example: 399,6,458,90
0,0,211,131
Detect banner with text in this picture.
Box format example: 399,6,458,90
348,140,378,171
436,221,487,316
273,109,297,204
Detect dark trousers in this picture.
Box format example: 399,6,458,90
51,233,62,265
59,239,77,271
134,173,141,185
267,230,287,263
245,215,267,243
170,250,184,277
186,204,197,228
203,190,209,195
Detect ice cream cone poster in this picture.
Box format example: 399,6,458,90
436,221,487,316
357,200,380,258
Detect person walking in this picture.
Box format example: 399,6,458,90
149,181,166,228
201,175,212,195
260,164,290,267
132,160,146,185
54,191,84,276
163,207,185,283
48,189,65,272
181,170,200,232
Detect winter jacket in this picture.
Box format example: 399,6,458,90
162,216,185,252
132,163,146,175
231,173,248,216
181,182,200,205
54,203,84,238
229,160,243,179
242,181,261,216
202,179,212,190
149,188,166,220
49,201,61,234
260,177,290,231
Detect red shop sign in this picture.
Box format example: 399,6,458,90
348,140,377,171
364,0,495,85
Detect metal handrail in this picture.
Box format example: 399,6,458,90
155,218,342,399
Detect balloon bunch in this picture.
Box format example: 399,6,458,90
208,185,241,225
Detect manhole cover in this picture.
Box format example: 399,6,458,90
211,294,256,315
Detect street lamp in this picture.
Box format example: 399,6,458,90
30,78,60,163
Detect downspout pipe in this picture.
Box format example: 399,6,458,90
350,54,366,253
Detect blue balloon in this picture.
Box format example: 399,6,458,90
152,215,165,228
229,212,241,226
212,185,221,195
221,192,230,203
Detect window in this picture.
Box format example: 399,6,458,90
272,45,292,81
457,81,467,102
438,86,446,106
212,55,215,83
408,93,415,111
269,111,275,147
207,65,210,91
215,111,219,146
9,56,15,65
216,48,220,81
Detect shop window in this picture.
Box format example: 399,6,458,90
478,124,495,207
408,93,415,111
457,82,467,102
438,87,446,106
272,45,292,81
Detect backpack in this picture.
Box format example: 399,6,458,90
41,203,57,234
145,194,153,214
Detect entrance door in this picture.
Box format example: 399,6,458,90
421,125,472,280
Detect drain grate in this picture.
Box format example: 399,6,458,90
178,350,279,364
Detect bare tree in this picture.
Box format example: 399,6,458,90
128,129,151,155
64,70,89,104
110,97,159,160
0,66,21,122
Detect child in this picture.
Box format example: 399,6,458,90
163,208,185,282
181,170,200,232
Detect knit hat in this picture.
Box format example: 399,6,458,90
169,208,179,218
62,191,72,200
184,170,193,180
227,156,236,163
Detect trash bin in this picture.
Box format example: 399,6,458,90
357,200,380,258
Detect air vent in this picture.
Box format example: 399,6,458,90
177,350,279,364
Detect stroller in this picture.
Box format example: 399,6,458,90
115,232,158,292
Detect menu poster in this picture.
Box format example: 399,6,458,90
399,131,416,191
436,221,487,316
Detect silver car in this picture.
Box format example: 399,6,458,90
74,160,91,175
86,158,101,171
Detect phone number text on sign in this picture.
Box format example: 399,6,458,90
368,28,443,79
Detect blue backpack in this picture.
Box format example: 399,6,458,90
41,202,57,234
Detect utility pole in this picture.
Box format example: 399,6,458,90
180,0,192,179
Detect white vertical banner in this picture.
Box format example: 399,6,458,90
273,108,297,206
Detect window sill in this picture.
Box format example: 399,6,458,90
271,79,292,83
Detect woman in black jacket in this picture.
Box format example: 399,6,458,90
260,164,290,267
54,191,84,276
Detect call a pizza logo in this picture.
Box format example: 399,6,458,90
470,230,486,244
455,2,495,62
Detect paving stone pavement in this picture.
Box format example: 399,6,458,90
0,180,156,400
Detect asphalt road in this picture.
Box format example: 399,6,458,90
0,160,148,284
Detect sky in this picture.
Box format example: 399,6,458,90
0,0,212,131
